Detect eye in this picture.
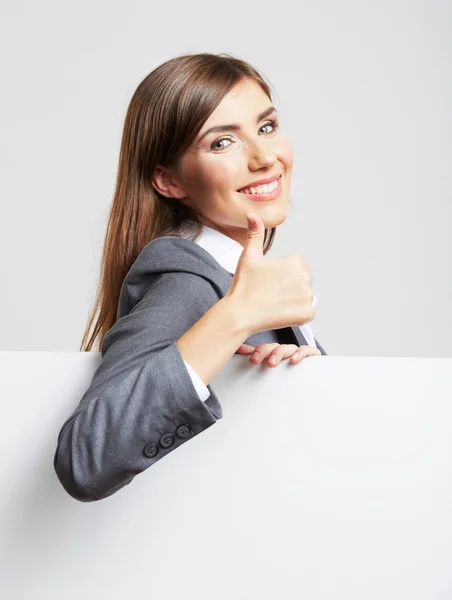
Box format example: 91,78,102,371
210,119,280,151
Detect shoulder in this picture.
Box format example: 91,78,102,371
104,270,222,359
142,235,216,262
117,236,230,320
137,270,221,312
130,235,225,281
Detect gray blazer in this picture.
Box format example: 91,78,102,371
54,236,327,502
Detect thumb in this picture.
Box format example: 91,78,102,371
239,211,265,264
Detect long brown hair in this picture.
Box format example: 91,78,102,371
80,52,278,352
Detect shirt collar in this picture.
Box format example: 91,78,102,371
194,224,244,274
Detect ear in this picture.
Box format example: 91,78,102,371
152,165,187,200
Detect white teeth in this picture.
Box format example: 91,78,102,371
239,178,279,195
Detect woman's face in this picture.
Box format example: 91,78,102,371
153,78,294,247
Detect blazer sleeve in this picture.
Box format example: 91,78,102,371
53,271,223,503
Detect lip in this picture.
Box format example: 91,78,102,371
237,174,282,202
237,173,281,191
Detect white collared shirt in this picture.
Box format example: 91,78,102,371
182,224,317,402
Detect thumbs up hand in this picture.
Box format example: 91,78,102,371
225,211,316,336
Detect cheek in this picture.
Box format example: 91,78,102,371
199,163,238,191
278,140,294,167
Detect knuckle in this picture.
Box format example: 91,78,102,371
287,254,304,269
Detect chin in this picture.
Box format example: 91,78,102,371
264,216,288,229
258,202,289,229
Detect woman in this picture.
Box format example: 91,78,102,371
54,52,326,503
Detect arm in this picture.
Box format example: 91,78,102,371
53,272,250,503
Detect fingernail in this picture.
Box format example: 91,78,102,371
269,355,277,363
292,352,299,359
251,352,260,360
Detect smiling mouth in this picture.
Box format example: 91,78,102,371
237,175,281,193
236,175,282,201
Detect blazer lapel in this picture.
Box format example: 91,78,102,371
313,337,327,355
291,325,309,347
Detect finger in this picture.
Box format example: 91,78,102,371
289,345,321,363
249,343,281,364
266,344,300,367
236,344,256,355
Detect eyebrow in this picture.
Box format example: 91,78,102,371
196,106,278,144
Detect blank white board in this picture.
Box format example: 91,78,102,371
0,352,451,599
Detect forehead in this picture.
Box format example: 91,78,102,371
203,79,270,125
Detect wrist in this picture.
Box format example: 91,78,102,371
218,294,253,341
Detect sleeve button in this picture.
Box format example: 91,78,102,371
143,443,159,458
175,424,191,439
159,433,175,448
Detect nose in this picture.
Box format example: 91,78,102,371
247,140,278,171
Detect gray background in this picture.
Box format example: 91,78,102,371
1,0,450,357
